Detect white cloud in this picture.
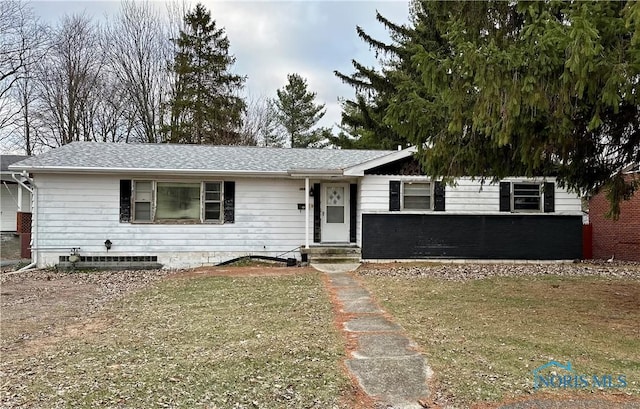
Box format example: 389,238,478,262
30,0,411,132
207,1,410,130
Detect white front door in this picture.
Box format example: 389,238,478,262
322,183,349,242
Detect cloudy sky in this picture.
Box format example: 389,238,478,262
32,0,412,131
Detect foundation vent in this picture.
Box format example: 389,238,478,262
58,255,161,270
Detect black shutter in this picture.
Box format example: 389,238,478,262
223,181,235,223
350,184,357,243
389,181,401,211
313,183,321,242
499,182,511,212
543,182,555,213
434,181,445,211
119,180,132,222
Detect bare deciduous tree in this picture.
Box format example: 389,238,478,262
0,0,44,152
105,0,172,143
34,14,105,147
241,94,284,147
0,0,29,100
12,43,41,154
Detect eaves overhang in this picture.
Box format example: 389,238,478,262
287,168,344,178
6,165,291,178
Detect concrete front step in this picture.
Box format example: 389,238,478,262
302,246,361,255
311,257,361,264
302,246,361,264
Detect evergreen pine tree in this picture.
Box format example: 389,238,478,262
385,1,639,218
340,0,639,216
261,100,286,147
167,3,246,145
334,3,445,150
273,73,326,148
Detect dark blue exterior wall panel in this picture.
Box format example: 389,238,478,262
362,214,582,260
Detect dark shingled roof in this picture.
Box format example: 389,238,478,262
1,155,29,172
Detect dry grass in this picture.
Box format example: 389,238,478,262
361,274,640,407
1,271,352,408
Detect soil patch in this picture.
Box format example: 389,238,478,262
1,269,170,355
170,265,312,278
1,266,310,356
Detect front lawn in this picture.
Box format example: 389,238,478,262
1,271,352,408
361,271,640,407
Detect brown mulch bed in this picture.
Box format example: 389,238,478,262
171,264,312,278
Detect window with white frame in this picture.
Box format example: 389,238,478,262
512,183,541,211
203,182,222,221
131,180,224,223
402,181,432,210
133,181,153,221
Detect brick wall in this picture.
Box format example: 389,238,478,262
589,177,640,261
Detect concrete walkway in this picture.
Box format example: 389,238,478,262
323,270,432,409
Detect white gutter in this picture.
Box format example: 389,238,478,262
8,165,290,177
10,165,351,179
288,169,344,178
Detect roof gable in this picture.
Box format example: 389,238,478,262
364,156,424,175
344,146,417,176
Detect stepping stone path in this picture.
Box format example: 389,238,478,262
325,271,432,409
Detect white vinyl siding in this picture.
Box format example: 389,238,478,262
360,176,581,214
33,174,309,268
358,175,582,246
360,175,582,215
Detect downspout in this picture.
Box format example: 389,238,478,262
17,180,22,211
12,172,37,271
305,177,310,249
